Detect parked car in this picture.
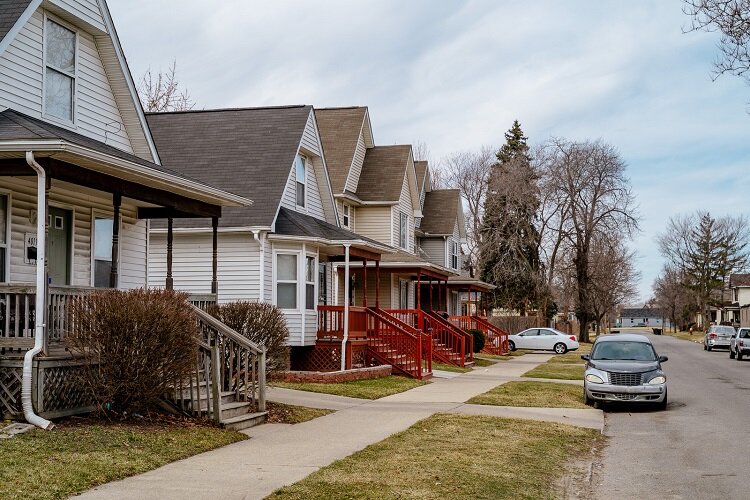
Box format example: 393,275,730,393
703,325,736,351
508,328,579,354
582,334,668,410
729,327,750,360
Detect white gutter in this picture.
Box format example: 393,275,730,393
341,244,350,371
23,152,54,430
253,230,265,302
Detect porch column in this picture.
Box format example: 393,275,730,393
469,286,473,316
211,216,218,295
166,217,174,290
341,244,351,371
375,260,380,309
109,193,121,289
363,259,368,308
416,271,422,330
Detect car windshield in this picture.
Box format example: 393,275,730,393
591,341,657,361
711,326,735,335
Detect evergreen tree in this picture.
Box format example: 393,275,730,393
479,121,543,314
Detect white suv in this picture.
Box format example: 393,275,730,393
729,327,750,360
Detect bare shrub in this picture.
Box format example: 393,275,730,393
207,302,290,373
67,289,198,415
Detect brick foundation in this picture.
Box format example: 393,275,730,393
271,364,391,383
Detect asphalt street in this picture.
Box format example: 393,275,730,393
592,329,750,499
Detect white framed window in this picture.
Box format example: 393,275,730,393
342,204,352,229
295,155,306,208
0,194,8,283
276,253,298,309
399,212,408,249
399,279,409,309
450,241,459,269
93,217,113,288
305,256,316,310
44,17,77,123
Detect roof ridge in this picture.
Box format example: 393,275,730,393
145,104,310,116
315,106,367,111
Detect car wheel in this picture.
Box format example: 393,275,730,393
738,351,743,361
707,345,712,351
730,348,736,359
703,343,707,351
554,343,567,354
657,390,668,411
584,392,594,407
508,340,516,352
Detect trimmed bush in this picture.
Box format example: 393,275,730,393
207,302,290,373
469,329,485,353
67,289,197,415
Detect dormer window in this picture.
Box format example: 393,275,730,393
44,18,77,123
295,155,306,208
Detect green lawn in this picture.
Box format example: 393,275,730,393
432,362,472,373
0,421,245,500
269,413,601,499
270,376,426,400
472,357,497,367
266,402,335,424
523,363,585,380
468,381,588,409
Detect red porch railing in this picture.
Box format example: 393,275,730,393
387,309,473,367
450,315,509,355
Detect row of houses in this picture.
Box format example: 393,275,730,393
0,0,506,428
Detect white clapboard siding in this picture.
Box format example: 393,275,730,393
345,131,366,193
0,10,43,116
300,110,321,156
0,8,134,154
354,206,391,246
4,176,143,288
420,237,446,267
48,0,106,32
148,232,261,303
391,175,415,253
280,153,326,220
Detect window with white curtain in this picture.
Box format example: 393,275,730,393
93,217,113,288
399,212,408,249
45,19,76,122
0,194,7,282
295,155,306,208
305,256,315,310
277,254,298,309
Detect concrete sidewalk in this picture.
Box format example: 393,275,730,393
76,352,601,500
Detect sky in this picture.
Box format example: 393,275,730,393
109,0,750,303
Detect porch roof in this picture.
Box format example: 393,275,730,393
355,250,458,280
0,110,250,213
447,275,496,291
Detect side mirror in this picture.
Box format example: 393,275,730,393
658,355,668,363
580,354,590,361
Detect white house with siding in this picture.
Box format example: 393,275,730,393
145,106,391,347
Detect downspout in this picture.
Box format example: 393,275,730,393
23,152,54,430
253,230,264,302
341,244,350,371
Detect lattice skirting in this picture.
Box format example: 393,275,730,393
0,357,96,420
290,341,370,372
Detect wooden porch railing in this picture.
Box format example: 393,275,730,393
171,305,266,423
317,305,368,340
424,310,474,367
0,284,92,350
450,315,509,355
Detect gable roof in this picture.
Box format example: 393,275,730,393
414,160,428,193
620,307,663,318
357,145,413,202
146,105,313,228
274,207,388,250
314,107,368,194
731,274,750,287
0,0,31,46
420,189,462,236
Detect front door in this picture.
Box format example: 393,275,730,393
47,207,71,286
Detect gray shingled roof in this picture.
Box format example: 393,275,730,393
420,189,460,235
275,207,385,247
0,0,30,45
357,145,412,202
620,308,664,318
0,109,194,180
731,274,750,287
414,160,428,191
146,106,312,229
314,107,367,194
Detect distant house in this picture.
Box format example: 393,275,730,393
730,274,750,327
618,307,670,328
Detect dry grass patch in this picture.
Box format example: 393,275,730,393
662,330,704,343
266,402,334,424
523,363,585,380
432,362,472,373
0,420,244,500
269,413,601,499
468,381,588,409
472,357,497,367
270,376,426,400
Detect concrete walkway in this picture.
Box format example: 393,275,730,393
75,352,602,500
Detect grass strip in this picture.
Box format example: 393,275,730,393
270,376,426,400
0,421,244,500
432,362,472,373
468,381,587,409
523,363,585,380
266,402,335,424
269,413,601,499
472,357,497,367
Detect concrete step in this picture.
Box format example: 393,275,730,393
174,390,236,406
222,411,268,432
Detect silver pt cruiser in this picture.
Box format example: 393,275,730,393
582,334,668,410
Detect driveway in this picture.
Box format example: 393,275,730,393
593,330,748,499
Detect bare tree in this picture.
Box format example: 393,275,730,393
542,139,640,342
440,147,495,271
683,1,750,84
138,60,195,112
652,265,700,332
412,141,432,163
588,236,640,333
